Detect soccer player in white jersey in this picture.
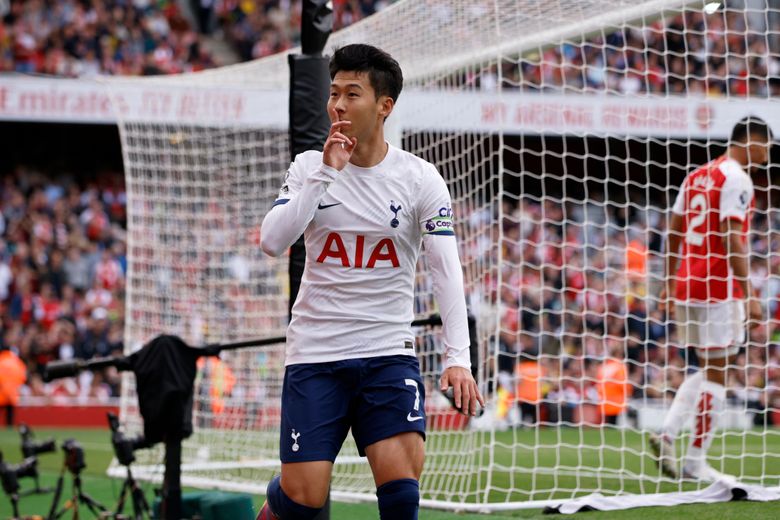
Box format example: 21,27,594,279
651,116,773,481
257,44,483,520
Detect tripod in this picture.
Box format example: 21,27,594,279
48,466,108,520
114,465,150,520
6,490,21,520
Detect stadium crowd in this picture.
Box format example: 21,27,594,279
3,0,779,101
1,0,217,76
212,0,396,61
0,0,397,76
469,8,780,98
0,169,127,404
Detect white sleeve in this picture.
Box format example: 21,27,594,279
719,167,753,223
260,158,339,257
417,165,469,369
671,182,686,215
418,166,455,236
424,234,471,370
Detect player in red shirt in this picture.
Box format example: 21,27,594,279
652,116,773,481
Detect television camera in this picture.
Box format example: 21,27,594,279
0,450,38,519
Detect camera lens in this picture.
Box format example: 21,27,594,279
62,439,86,474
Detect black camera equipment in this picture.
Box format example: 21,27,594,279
62,439,85,475
20,424,57,458
108,412,147,467
108,412,151,519
47,439,108,520
18,424,55,495
44,334,282,520
0,449,38,519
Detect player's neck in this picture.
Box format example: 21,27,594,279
350,130,388,168
725,148,748,169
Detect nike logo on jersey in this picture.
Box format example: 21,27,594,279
317,202,342,210
407,413,424,422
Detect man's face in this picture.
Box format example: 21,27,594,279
746,134,772,172
327,71,390,142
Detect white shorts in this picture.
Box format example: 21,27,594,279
675,300,745,359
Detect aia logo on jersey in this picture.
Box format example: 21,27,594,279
316,233,399,268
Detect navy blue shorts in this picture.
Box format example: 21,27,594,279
279,355,426,463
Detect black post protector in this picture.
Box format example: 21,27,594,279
287,2,333,516
288,1,333,318
287,54,331,317
301,0,333,57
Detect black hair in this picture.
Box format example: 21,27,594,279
329,44,403,102
730,115,773,144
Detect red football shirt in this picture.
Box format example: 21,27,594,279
672,156,753,302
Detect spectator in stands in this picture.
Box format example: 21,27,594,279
64,246,91,292
546,355,583,424
194,0,216,34
515,348,547,426
597,342,631,425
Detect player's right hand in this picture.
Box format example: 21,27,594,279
746,298,762,329
323,106,357,171
440,366,484,417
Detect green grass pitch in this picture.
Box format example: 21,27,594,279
0,427,778,518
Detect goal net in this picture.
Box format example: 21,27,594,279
110,0,780,511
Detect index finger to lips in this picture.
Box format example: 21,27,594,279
328,105,339,122
330,120,351,132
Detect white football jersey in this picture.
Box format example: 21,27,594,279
269,144,459,365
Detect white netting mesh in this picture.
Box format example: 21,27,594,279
112,0,780,511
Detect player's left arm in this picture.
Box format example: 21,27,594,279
661,212,684,317
418,168,484,416
719,169,760,326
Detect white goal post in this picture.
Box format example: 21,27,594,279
108,0,780,512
